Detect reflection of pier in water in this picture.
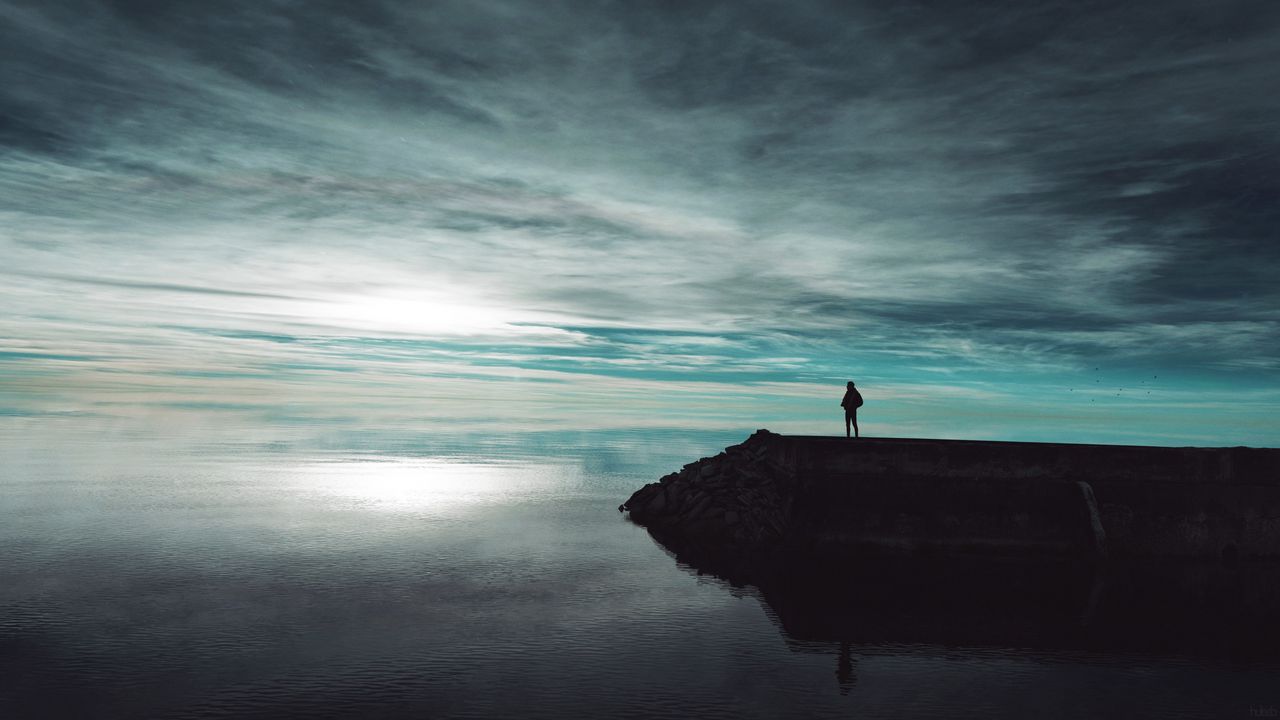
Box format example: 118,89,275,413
652,532,1280,688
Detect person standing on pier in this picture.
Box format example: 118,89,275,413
840,381,863,438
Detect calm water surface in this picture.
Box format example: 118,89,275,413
1,424,1275,718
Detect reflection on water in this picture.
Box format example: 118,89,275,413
290,456,575,511
649,525,1280,699
2,424,1278,718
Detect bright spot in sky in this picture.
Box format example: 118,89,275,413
312,294,514,336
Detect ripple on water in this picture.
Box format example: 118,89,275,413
3,445,1278,719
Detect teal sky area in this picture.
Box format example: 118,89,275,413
2,1,1278,447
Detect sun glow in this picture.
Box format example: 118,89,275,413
279,291,584,343
316,293,513,336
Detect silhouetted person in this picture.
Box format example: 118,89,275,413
840,381,862,438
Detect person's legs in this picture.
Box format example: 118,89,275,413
845,412,851,438
852,411,859,438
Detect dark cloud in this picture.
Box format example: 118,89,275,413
1,0,1277,440
17,273,301,300
0,106,71,154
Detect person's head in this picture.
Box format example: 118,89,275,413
847,381,855,388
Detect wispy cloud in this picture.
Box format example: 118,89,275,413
2,0,1277,444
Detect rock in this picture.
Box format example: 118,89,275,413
621,430,799,576
647,489,666,514
666,482,684,505
683,495,713,520
620,483,657,513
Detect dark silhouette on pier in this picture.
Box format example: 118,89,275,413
840,381,862,438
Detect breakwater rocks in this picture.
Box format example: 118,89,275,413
621,431,1280,576
619,430,794,577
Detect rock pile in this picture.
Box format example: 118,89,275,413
619,429,795,558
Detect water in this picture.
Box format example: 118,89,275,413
2,423,1276,719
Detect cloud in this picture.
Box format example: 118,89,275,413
1,0,1277,444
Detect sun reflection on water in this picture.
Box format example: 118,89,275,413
291,456,573,511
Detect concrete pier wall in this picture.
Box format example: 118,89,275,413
621,431,1280,562
790,473,1106,558
778,435,1280,558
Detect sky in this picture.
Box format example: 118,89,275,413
1,0,1278,446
